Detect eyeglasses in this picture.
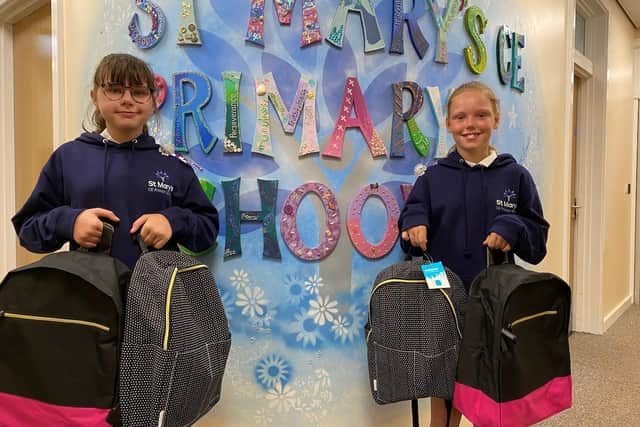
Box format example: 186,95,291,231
100,83,154,103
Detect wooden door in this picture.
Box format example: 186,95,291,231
13,3,52,266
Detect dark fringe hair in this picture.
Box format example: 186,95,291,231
83,53,158,134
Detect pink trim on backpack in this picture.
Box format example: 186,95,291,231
0,392,110,427
453,376,572,427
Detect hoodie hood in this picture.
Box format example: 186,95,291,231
436,150,517,170
77,131,159,150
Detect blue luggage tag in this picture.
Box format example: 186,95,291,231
421,261,451,289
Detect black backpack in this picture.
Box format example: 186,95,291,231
119,245,231,427
0,249,129,426
365,255,467,404
453,251,572,427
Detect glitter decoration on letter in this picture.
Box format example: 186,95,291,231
326,0,385,53
128,0,167,49
177,0,202,45
246,0,322,48
427,0,462,63
511,32,525,92
497,25,513,86
222,178,281,259
173,72,217,153
322,77,387,159
391,81,430,158
463,5,488,74
390,0,429,59
223,71,243,153
253,73,319,157
426,86,449,158
280,182,340,261
347,184,400,259
154,74,167,109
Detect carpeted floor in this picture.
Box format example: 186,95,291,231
537,304,640,426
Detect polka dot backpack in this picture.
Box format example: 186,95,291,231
365,253,467,405
119,245,231,427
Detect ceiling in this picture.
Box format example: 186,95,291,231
618,0,640,28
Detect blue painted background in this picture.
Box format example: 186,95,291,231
95,1,545,425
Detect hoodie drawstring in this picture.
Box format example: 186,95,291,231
460,159,472,259
480,167,488,238
102,140,109,207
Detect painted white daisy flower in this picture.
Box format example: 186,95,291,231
292,309,322,347
308,295,338,326
250,306,277,329
230,269,250,291
266,383,297,413
304,274,324,295
331,315,350,342
236,286,269,317
284,273,307,305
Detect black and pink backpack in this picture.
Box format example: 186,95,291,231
0,248,128,426
453,252,572,427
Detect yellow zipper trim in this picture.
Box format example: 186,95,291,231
2,312,109,332
366,279,462,342
162,264,208,350
163,267,179,350
509,310,558,328
177,264,207,274
438,289,462,339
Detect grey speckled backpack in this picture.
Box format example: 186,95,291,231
119,248,231,427
365,255,467,404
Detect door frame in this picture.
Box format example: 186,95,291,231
0,0,63,276
635,44,640,305
564,0,609,334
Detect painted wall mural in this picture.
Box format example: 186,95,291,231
95,0,545,425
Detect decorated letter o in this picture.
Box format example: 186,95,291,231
347,184,400,259
280,182,340,261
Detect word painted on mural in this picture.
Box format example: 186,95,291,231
165,62,522,160
129,1,525,89
222,179,411,262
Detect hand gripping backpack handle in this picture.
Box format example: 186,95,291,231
77,221,115,255
485,247,515,267
135,233,151,254
404,250,434,264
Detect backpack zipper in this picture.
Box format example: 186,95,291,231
508,310,558,328
367,278,462,342
0,310,110,332
163,264,208,350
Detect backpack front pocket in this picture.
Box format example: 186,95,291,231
369,341,458,403
0,310,116,409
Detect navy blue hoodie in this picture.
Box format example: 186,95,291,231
12,133,219,269
398,150,548,289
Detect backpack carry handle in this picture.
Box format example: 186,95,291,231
135,233,150,255
486,248,514,267
77,221,114,255
404,250,434,264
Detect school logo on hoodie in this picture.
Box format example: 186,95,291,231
496,189,517,212
147,170,174,195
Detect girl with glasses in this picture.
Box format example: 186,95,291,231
12,53,219,270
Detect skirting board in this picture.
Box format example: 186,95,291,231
603,296,633,332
